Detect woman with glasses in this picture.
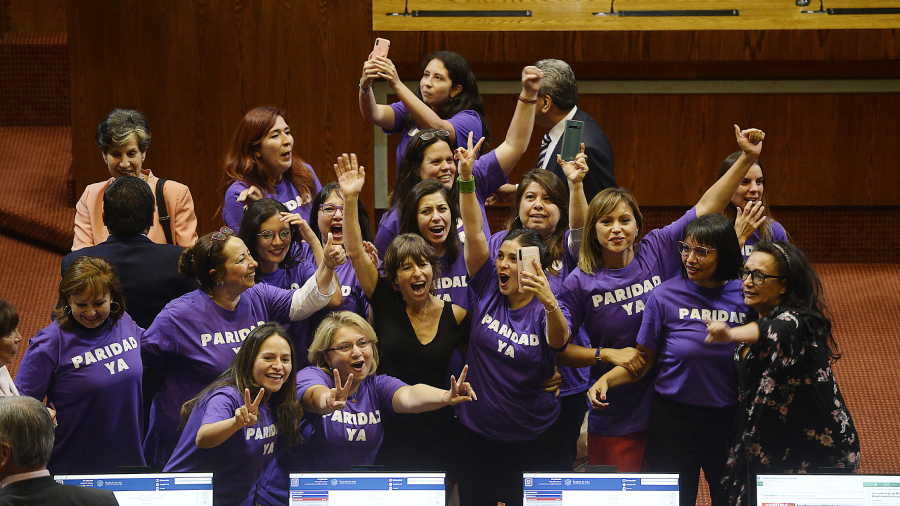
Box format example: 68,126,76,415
222,107,321,234
359,50,490,173
557,126,765,475
239,198,344,364
141,228,339,470
716,152,789,260
586,213,747,506
373,66,545,270
706,242,859,506
255,311,473,506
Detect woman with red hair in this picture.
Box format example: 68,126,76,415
222,107,321,234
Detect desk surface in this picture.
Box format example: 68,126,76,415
374,0,900,31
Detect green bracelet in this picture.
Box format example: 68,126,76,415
457,177,476,193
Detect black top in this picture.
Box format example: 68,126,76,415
0,476,119,506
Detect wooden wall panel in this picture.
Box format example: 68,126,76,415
68,0,376,236
6,0,66,33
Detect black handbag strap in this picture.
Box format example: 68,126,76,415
155,178,173,244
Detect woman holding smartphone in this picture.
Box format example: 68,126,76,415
359,49,490,171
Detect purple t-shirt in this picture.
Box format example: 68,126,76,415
164,386,278,506
458,260,561,442
741,219,788,260
255,367,406,506
488,229,587,396
298,243,369,317
258,262,319,368
16,316,145,474
374,150,506,259
559,208,697,436
637,276,747,407
142,285,292,469
385,101,483,172
223,167,322,234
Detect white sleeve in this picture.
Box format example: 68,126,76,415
289,275,337,321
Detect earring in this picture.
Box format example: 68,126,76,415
109,301,121,313
64,305,71,314
215,281,224,288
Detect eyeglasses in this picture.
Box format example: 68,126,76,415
740,268,785,285
677,241,716,260
258,228,291,243
320,204,344,216
211,226,233,242
413,130,450,151
328,338,370,354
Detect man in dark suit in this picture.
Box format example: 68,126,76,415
61,175,194,329
0,396,119,505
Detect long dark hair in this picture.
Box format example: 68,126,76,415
398,180,461,263
239,198,303,274
717,152,774,241
406,51,490,153
753,241,840,361
391,129,455,211
506,169,569,275
309,182,373,244
180,322,304,447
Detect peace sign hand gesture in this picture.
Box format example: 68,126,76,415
235,388,264,427
442,365,477,406
327,368,354,412
455,132,485,181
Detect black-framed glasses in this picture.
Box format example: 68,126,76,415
258,228,291,243
320,204,345,216
328,338,370,354
740,268,785,285
211,226,234,242
413,129,450,151
677,241,716,260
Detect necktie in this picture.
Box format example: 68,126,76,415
535,133,551,170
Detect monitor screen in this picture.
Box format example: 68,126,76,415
523,473,679,505
756,474,900,506
289,472,445,505
54,473,213,506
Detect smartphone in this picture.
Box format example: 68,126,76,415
517,246,541,293
560,119,584,162
372,38,390,59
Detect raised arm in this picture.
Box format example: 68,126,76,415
695,125,765,217
334,154,379,298
520,261,568,349
392,366,475,414
359,57,397,130
492,66,544,172
457,134,490,276
557,144,589,232
369,56,460,137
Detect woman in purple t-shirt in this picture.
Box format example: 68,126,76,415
455,134,571,506
254,311,474,506
557,125,766,473
221,107,322,233
590,213,748,506
359,50,490,171
373,65,546,264
142,229,338,469
17,256,145,474
165,322,304,506
716,151,790,260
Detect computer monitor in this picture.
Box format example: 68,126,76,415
755,474,900,506
289,472,445,505
523,472,679,505
54,473,213,506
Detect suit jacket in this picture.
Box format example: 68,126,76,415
61,234,195,329
546,107,616,205
72,169,198,251
0,476,119,506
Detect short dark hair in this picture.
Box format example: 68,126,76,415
103,175,155,236
95,108,151,153
502,228,552,269
535,59,578,111
0,299,19,338
239,198,302,272
0,396,55,469
382,234,442,289
309,182,373,244
680,214,743,282
398,179,461,263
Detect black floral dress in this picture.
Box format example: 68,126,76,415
718,310,861,506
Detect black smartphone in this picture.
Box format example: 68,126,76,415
560,120,584,162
